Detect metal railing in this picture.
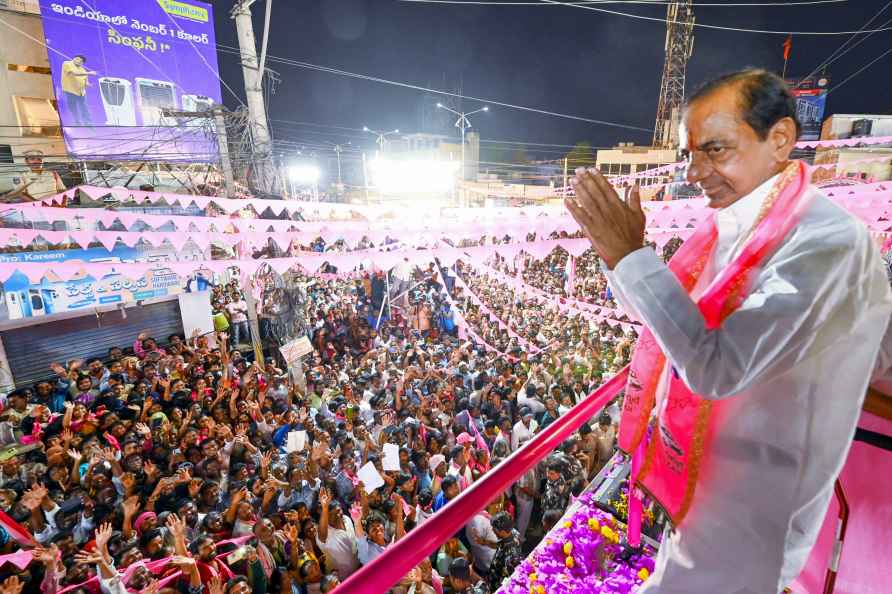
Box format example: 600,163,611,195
335,366,630,593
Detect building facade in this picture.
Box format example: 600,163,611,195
814,114,892,184
596,143,679,199
0,0,68,192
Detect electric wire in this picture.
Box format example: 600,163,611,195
825,46,892,95
213,45,654,133
400,0,847,6
534,0,892,35
794,2,892,88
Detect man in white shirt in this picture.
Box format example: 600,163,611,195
226,297,250,346
566,69,892,593
511,407,538,452
464,498,502,575
316,488,360,578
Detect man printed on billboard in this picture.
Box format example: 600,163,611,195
60,55,97,127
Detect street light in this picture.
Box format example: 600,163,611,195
288,165,320,183
288,164,321,201
332,142,351,187
436,103,488,181
362,126,400,155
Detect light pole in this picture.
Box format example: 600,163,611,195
332,142,352,188
362,126,400,155
334,145,344,186
436,103,488,181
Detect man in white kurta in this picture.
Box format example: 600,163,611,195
565,69,892,593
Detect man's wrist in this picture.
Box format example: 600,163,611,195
604,243,646,271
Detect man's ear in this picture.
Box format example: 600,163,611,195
770,116,798,161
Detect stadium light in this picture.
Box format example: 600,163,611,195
288,165,320,184
369,158,460,194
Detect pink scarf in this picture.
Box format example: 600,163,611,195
619,161,812,526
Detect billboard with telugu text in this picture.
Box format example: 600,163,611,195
38,0,222,160
0,243,212,321
786,76,830,141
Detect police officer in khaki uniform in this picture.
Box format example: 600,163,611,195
3,150,65,202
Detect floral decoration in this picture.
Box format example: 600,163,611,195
497,491,656,594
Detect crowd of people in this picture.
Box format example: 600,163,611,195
0,245,640,594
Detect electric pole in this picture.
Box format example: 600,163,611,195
213,107,235,196
436,103,488,181
231,0,278,194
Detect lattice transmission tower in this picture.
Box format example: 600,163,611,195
653,1,695,148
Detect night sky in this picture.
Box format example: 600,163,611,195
211,0,892,170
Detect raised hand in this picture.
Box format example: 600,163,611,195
74,549,104,566
565,168,646,270
188,478,203,498
175,467,192,484
120,473,136,493
32,544,60,566
169,555,198,575
22,483,48,510
349,502,363,523
166,513,187,539
281,523,299,544
123,495,141,517
94,523,111,546
0,576,23,594
143,460,158,479
66,449,82,463
260,451,274,470
208,574,224,594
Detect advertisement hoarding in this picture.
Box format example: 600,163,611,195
786,76,830,141
0,243,212,321
38,0,222,160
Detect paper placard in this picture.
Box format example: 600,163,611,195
280,336,314,365
382,443,401,472
357,461,385,493
286,430,307,453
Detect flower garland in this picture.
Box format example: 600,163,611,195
497,492,656,593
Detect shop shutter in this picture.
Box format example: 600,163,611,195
2,299,182,387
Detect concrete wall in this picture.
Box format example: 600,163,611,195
0,8,67,164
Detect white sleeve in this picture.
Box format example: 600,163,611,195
98,564,128,594
608,233,892,399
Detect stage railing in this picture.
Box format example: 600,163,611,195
335,366,630,593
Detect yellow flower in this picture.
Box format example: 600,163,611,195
529,573,537,583
637,568,651,581
565,556,575,568
588,517,600,531
600,526,619,543
562,542,573,555
536,586,546,594
562,521,573,529
545,539,553,546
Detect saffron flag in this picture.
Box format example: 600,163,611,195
783,34,792,61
